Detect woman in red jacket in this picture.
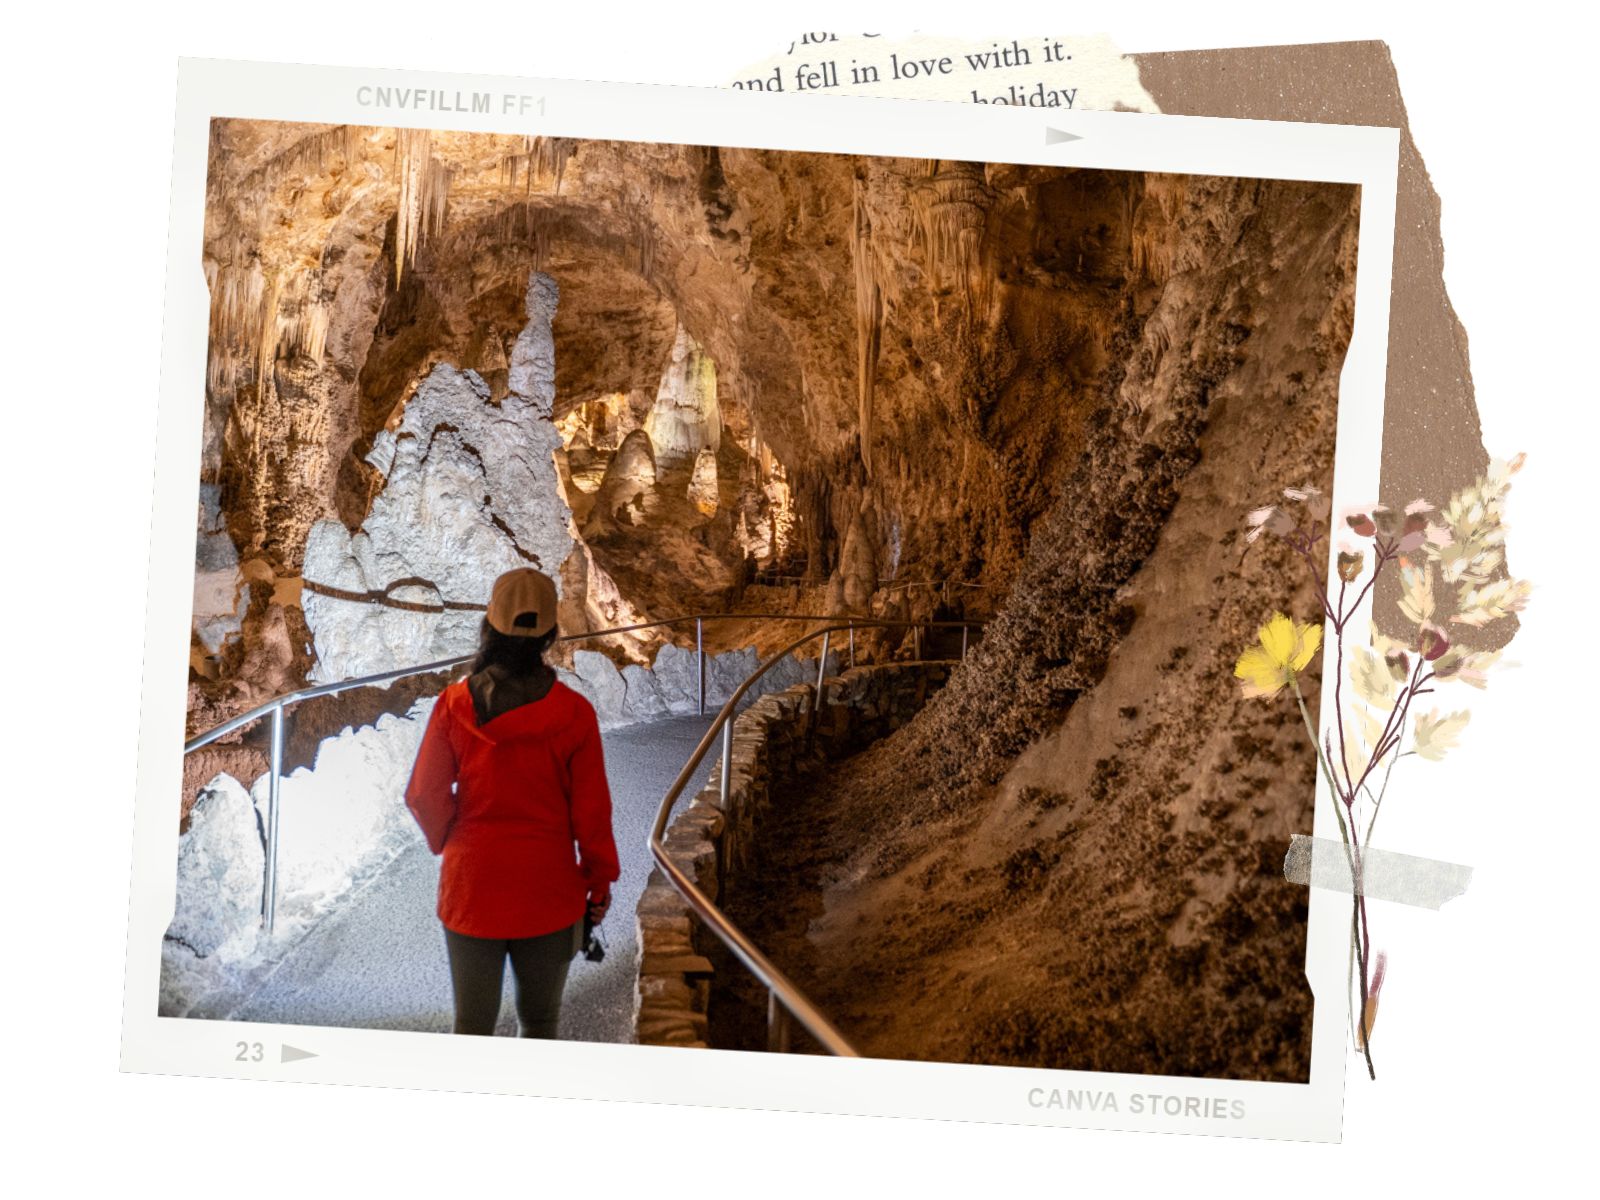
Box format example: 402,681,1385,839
405,567,620,1038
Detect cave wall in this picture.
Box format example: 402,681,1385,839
192,123,1220,730
719,175,1360,1080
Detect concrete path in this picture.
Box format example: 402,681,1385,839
233,714,717,1041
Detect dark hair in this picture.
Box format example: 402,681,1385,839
469,617,557,676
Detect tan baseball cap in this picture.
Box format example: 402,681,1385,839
486,567,558,638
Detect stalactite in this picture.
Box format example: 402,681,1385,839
1130,176,1187,286
851,177,884,479
909,166,992,320
393,128,452,286
636,216,656,281
533,136,575,193
273,270,331,366
205,244,267,399
500,135,577,195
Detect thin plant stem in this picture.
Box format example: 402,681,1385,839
1292,676,1375,1078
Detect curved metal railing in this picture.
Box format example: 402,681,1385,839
647,617,982,1057
183,612,978,938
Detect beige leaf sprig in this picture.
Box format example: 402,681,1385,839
1413,709,1471,762
1231,456,1528,1081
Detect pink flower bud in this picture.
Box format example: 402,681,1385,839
1417,621,1451,662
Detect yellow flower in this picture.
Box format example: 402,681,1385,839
1234,613,1324,698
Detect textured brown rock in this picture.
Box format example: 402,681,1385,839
718,176,1359,1081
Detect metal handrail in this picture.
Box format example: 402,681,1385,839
649,617,982,1058
184,610,949,753
180,610,979,1002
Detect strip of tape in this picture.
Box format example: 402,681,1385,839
1283,834,1472,910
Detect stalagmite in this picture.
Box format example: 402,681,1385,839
192,484,245,658
584,428,659,537
688,447,720,516
835,503,879,612
644,325,721,467
508,271,560,414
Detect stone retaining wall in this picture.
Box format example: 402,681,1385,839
632,661,954,1048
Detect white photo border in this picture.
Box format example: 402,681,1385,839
122,57,1399,1143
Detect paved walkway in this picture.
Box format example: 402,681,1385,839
233,715,717,1040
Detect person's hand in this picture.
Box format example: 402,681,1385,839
587,888,611,925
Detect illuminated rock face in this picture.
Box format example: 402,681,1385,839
161,702,433,1017
687,447,719,516
584,428,658,537
559,642,826,728
301,273,573,683
251,703,430,929
645,325,720,467
166,774,263,960
192,483,244,660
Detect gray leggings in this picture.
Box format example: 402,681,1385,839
442,920,582,1037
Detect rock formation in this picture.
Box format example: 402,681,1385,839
301,272,572,682
583,428,659,538
645,325,721,468
191,483,244,671
687,447,719,516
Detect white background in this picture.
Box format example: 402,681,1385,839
5,2,1592,1192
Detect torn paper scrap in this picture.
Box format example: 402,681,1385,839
727,33,1156,112
1283,834,1472,910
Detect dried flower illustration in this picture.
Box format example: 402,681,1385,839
1235,457,1529,1080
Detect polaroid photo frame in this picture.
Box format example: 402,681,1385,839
122,57,1398,1142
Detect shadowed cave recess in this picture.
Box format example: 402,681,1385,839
183,121,1358,1079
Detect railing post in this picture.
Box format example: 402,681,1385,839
961,623,969,660
767,990,793,1053
696,617,705,716
848,620,855,669
719,718,732,810
814,630,831,701
262,702,284,935
811,629,831,745
913,624,922,662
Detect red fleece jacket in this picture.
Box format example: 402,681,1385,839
404,679,620,939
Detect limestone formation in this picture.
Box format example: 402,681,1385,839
192,483,244,661
644,325,720,467
301,272,573,682
508,272,560,414
558,642,823,729
583,428,658,537
687,447,719,516
835,504,879,613
166,773,263,960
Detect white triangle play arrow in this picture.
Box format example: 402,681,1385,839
1044,127,1083,145
280,1044,318,1064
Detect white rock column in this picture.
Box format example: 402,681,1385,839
644,324,720,468
302,272,574,681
